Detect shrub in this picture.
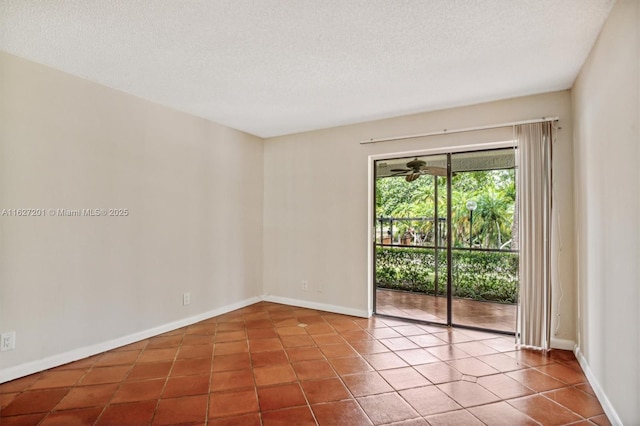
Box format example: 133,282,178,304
375,246,518,303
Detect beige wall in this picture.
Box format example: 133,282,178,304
0,52,264,379
263,91,576,346
572,0,640,423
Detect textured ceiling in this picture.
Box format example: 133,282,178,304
0,1,614,138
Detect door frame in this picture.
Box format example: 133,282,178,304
367,141,516,323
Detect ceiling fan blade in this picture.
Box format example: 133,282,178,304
390,168,410,172
406,173,420,182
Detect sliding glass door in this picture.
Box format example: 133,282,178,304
374,148,518,334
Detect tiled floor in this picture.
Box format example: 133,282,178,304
376,288,517,333
0,302,609,425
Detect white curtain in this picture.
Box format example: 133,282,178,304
515,122,553,350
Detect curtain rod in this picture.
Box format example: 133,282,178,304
359,116,560,144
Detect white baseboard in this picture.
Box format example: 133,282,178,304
0,296,261,384
262,294,370,319
574,345,622,426
550,338,575,350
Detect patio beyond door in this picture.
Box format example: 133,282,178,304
374,149,518,334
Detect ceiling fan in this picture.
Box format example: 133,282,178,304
390,158,447,182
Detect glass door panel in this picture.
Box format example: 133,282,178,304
449,149,518,333
374,154,449,324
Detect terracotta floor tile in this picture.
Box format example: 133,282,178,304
504,349,555,367
182,334,214,346
350,340,391,355
79,365,131,385
311,333,345,346
177,343,213,359
329,320,361,332
329,356,373,375
453,341,499,357
368,327,402,339
590,414,613,426
407,334,447,348
424,409,484,426
481,337,518,352
52,356,101,371
380,337,420,351
146,335,183,349
0,302,607,426
575,382,597,397
212,353,251,372
319,343,358,358
399,386,461,416
358,392,419,424
257,383,306,411
56,383,118,410
40,407,103,425
477,373,534,399
262,405,316,425
276,326,308,336
300,378,351,404
253,364,297,386
437,381,500,407
392,325,426,337
208,389,259,419
507,368,568,392
1,388,70,416
537,363,588,385
170,357,211,377
447,357,499,377
432,331,475,344
126,362,173,381
111,378,165,403
0,413,47,425
251,350,290,367
286,347,324,362
508,394,582,425
363,352,409,370
163,374,209,398
112,341,148,352
152,394,207,425
0,374,42,394
302,323,335,335
311,399,372,426
248,338,283,353
210,369,255,392
468,401,539,425
247,327,278,339
426,345,471,361
549,349,576,362
29,370,86,390
544,386,604,418
342,372,394,397
94,350,140,366
292,359,337,380
215,330,247,343
477,352,527,372
214,340,249,355
379,367,431,391
279,335,315,348
340,330,373,342
395,348,440,366
0,392,19,409
208,413,261,426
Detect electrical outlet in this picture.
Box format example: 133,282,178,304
183,292,191,306
301,280,308,291
1,331,16,351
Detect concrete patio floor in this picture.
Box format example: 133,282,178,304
376,288,517,333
